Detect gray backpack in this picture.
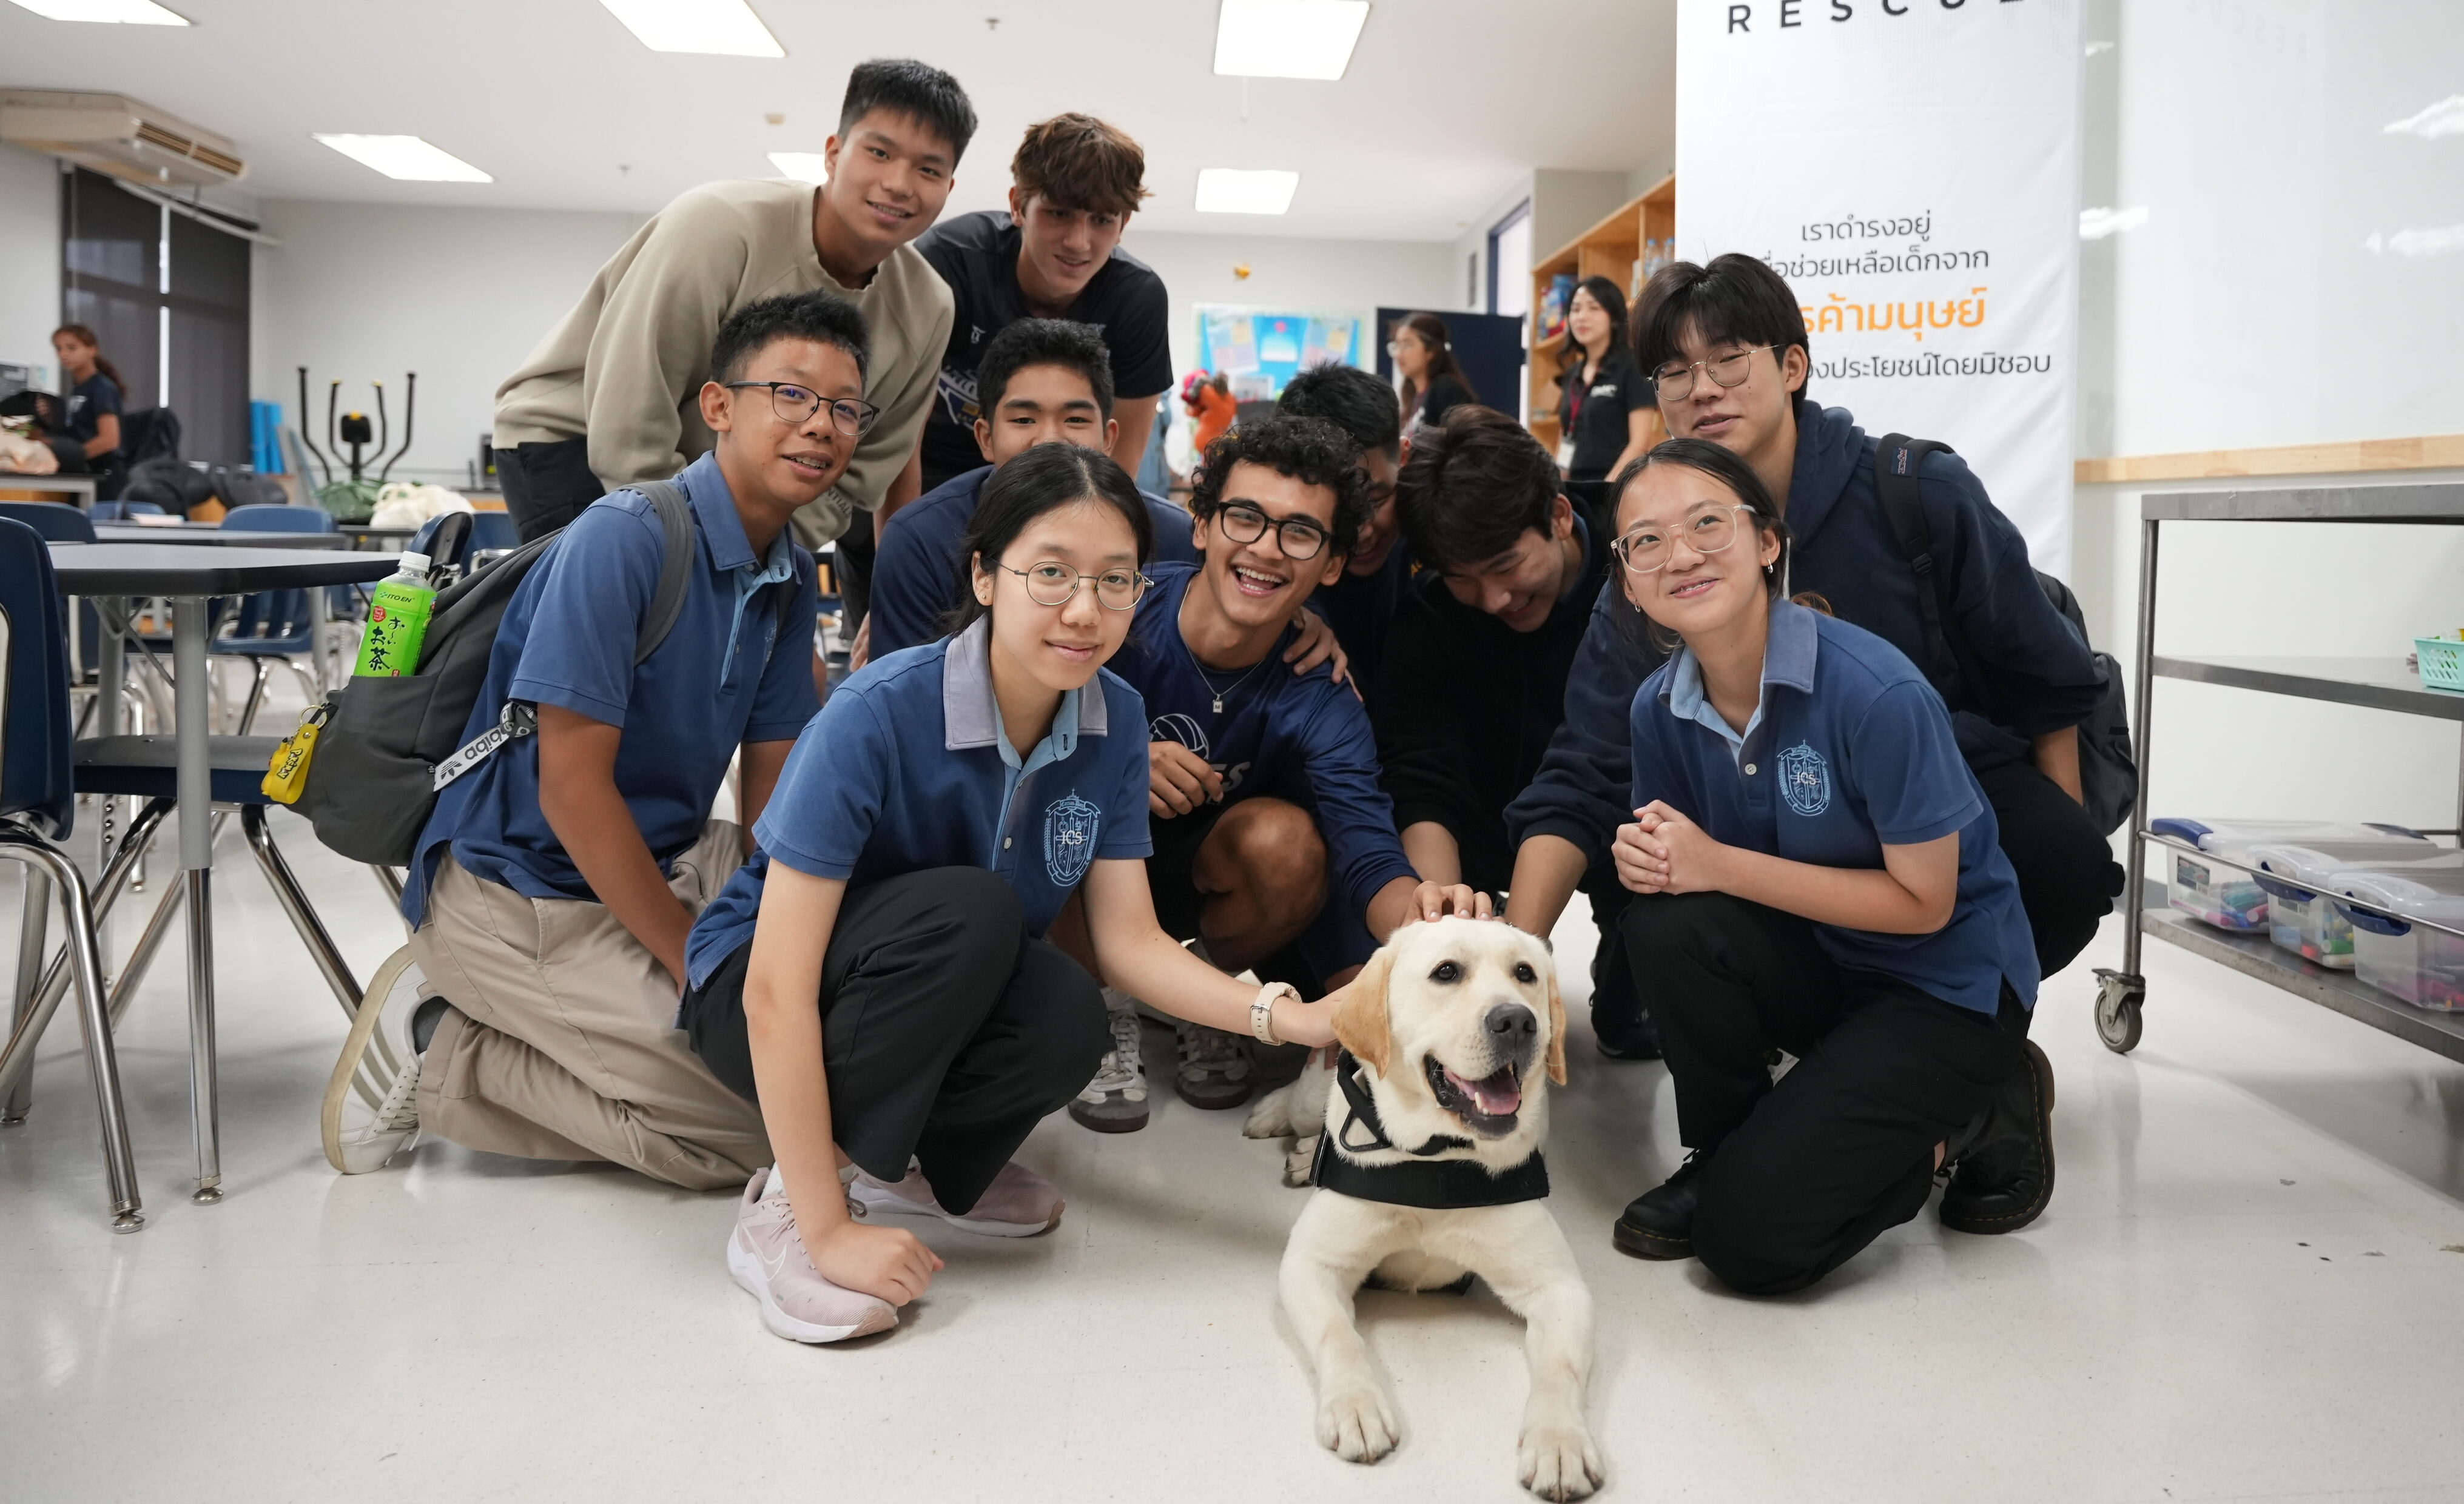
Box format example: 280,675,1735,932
296,482,695,867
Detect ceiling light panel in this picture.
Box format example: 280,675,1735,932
597,0,784,57
767,152,829,184
314,134,493,183
1214,0,1368,81
1196,168,1299,215
8,0,189,22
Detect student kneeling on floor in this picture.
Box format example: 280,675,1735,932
675,441,1482,1343
1604,439,2054,1295
327,290,862,1185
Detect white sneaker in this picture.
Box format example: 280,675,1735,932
849,1158,1064,1238
1068,989,1150,1133
726,1170,898,1344
321,945,434,1174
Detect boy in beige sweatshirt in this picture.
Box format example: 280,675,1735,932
492,59,972,551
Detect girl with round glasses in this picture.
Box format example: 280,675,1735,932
678,443,1370,1345
1601,438,2045,1298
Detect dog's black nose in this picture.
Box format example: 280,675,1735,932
1485,1003,1538,1044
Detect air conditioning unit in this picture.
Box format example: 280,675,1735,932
0,89,246,187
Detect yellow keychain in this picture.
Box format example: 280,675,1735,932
261,703,331,804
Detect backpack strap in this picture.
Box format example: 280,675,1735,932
632,479,695,665
1874,434,1996,720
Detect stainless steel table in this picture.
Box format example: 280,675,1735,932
43,544,402,1201
0,471,98,506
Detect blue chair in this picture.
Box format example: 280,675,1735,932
407,511,476,576
467,510,520,553
0,517,144,1231
90,502,163,520
217,503,340,725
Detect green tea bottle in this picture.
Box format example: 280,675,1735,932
354,551,436,678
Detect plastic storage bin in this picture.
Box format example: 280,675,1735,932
2248,838,2454,968
2337,867,2464,1011
2149,819,2419,932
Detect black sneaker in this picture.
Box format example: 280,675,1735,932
1941,1040,2056,1235
1612,1149,1710,1260
1594,1007,1663,1061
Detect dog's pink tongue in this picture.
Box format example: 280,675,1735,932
1448,1066,1523,1117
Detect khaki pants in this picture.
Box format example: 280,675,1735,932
409,819,769,1190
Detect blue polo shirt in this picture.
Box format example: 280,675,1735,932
685,616,1154,988
402,452,820,927
1108,562,1418,948
1629,601,2038,1013
867,462,1199,657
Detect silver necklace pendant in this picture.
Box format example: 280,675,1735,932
1212,694,1224,714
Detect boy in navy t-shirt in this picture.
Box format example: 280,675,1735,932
1065,414,1427,1129
321,291,859,1184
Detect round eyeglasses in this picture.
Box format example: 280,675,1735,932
1649,346,1775,403
721,381,881,437
995,560,1152,611
1203,499,1333,562
1611,504,1757,576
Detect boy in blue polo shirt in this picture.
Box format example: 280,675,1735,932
323,290,860,1186
1599,440,2050,1296
1066,414,1429,1130
867,319,1196,657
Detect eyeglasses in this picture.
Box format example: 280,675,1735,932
1203,499,1333,561
995,560,1152,611
721,381,881,437
1649,346,1775,402
1611,504,1757,576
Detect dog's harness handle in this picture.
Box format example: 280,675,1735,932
1312,1051,1552,1210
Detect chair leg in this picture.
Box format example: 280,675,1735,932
5,867,48,1124
283,657,324,714
184,867,220,1204
235,659,273,736
0,833,144,1232
0,799,173,1110
238,805,363,1024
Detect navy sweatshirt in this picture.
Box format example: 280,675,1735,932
1504,398,2107,867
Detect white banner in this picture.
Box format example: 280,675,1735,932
1675,0,2081,576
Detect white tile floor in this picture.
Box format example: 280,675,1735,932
9,788,2464,1502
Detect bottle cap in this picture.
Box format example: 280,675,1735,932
400,551,432,572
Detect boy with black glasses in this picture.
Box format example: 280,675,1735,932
1058,415,1435,1130
492,58,972,556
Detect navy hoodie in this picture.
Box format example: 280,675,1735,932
1504,398,2107,866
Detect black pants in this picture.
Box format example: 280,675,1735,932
1978,757,2122,980
495,437,606,543
836,511,877,640
1621,891,2027,1296
682,867,1108,1214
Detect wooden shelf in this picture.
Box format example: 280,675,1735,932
2075,434,2464,486
1529,175,1675,454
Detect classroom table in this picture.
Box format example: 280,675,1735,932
0,471,99,506
90,522,345,548
44,544,403,1202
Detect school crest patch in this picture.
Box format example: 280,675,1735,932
1778,742,1832,817
1043,793,1102,887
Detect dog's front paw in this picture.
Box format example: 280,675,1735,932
1316,1386,1399,1464
1244,1081,1296,1139
1516,1420,1603,1501
1282,1132,1320,1187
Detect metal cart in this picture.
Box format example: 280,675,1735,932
2095,480,2464,1060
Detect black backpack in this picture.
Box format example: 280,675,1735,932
295,482,698,866
1873,435,2136,835
122,456,215,516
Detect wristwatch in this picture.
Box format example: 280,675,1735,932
1251,982,1302,1046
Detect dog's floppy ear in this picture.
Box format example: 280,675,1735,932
1544,954,1568,1087
1333,946,1396,1076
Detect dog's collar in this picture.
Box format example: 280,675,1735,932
1312,1050,1550,1210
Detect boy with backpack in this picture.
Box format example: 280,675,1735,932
321,290,857,1184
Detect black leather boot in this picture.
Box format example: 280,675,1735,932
1613,1149,1711,1259
1941,1040,2056,1235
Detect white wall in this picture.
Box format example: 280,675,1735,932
250,198,644,487
2068,0,2464,838
0,144,61,391
1119,228,1459,465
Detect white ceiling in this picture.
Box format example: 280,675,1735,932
0,0,1674,241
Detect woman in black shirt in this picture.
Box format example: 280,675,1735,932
1389,311,1476,441
49,323,127,478
1555,277,1652,485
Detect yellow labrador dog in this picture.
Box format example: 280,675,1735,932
1276,917,1602,1500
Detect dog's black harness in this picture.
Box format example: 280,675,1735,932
1308,1051,1549,1210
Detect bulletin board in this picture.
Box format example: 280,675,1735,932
1193,305,1362,401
